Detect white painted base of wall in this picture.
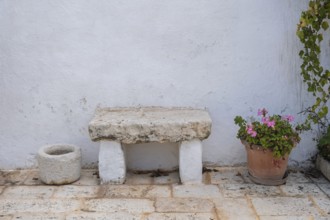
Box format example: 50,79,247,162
125,143,179,171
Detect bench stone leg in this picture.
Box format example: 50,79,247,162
99,141,126,184
179,139,202,184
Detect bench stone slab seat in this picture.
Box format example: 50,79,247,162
89,107,211,143
88,107,212,184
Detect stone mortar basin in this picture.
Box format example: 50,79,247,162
37,144,81,185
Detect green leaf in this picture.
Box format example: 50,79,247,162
297,30,304,40
322,21,329,30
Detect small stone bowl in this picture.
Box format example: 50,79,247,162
38,144,81,185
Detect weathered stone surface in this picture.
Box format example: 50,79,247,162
72,169,100,186
219,183,282,198
125,171,180,185
173,184,222,198
0,170,30,185
280,183,325,197
23,170,44,185
259,216,314,220
0,215,12,220
2,186,55,199
213,198,257,220
317,183,330,197
88,107,212,143
0,199,80,214
1,167,329,219
103,185,149,198
209,168,246,184
153,172,180,185
37,144,81,185
144,185,171,198
312,196,330,215
155,198,214,212
285,171,312,185
84,198,155,213
145,213,216,220
12,213,65,220
66,212,141,220
125,172,154,185
53,185,100,198
251,197,319,216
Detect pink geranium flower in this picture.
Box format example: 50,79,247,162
261,117,275,128
282,115,294,122
267,120,276,128
246,125,257,137
262,117,269,124
258,108,268,117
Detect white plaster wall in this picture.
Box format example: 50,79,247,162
0,0,317,170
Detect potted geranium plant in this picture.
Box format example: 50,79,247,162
234,108,301,185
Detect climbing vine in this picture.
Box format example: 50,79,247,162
296,0,330,134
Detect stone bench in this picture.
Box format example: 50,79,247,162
88,107,212,184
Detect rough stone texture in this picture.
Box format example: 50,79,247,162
66,212,141,220
99,141,125,184
0,216,12,220
153,172,180,185
93,107,210,185
0,199,80,214
155,198,214,213
1,167,330,219
72,169,100,186
37,144,81,185
88,107,212,143
84,198,155,213
179,139,203,184
316,183,330,197
12,213,65,220
280,183,324,197
219,183,282,198
312,197,330,216
145,213,217,220
213,198,257,220
144,186,171,198
251,197,319,216
1,186,55,199
285,171,312,185
0,170,30,185
0,186,5,194
259,217,313,220
209,169,246,184
53,185,100,198
125,172,180,185
103,185,149,198
173,184,222,199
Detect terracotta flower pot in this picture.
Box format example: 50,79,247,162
242,140,288,185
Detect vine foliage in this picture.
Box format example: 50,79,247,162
296,0,330,133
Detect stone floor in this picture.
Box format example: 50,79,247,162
0,167,330,220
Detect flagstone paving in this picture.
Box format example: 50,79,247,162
0,167,330,219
